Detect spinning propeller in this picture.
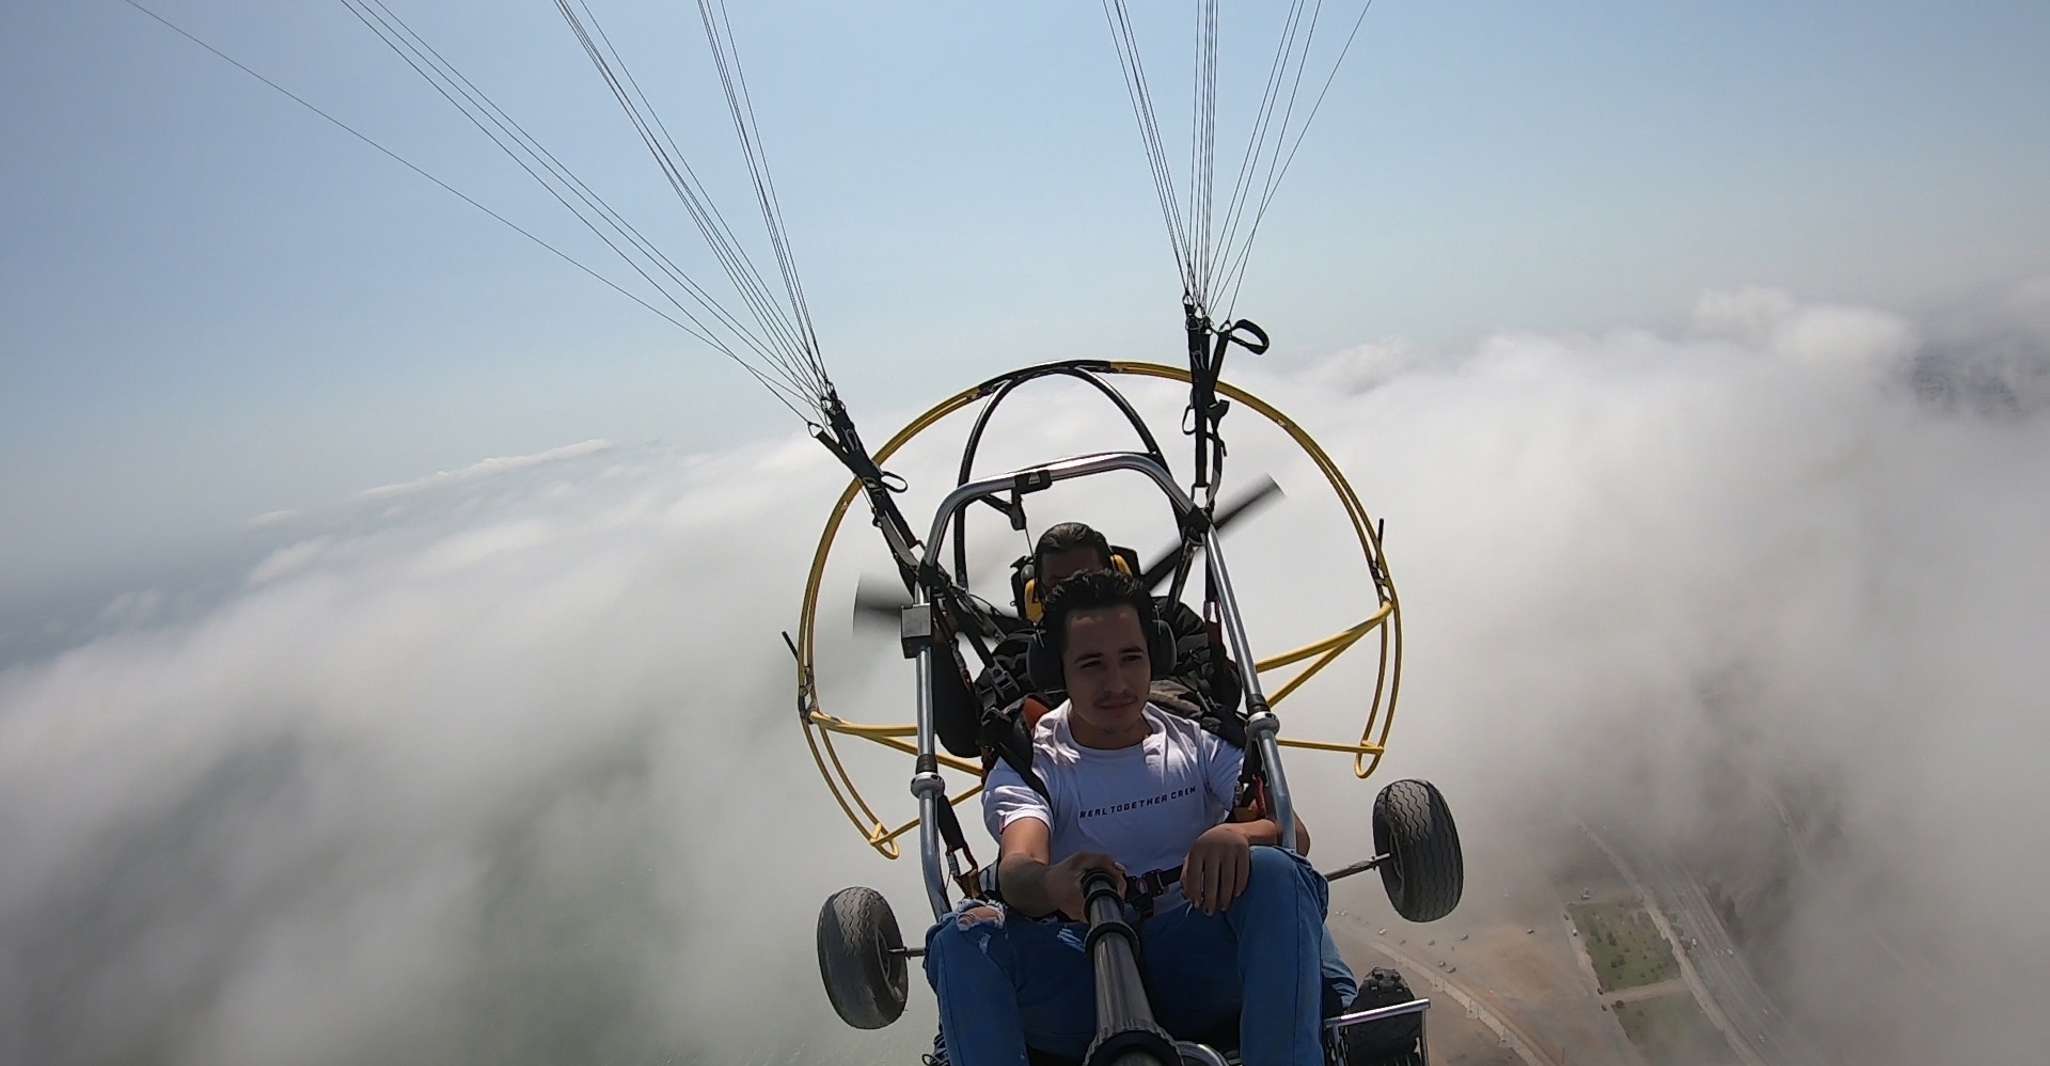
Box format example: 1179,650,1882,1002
850,474,1286,633
1134,474,1285,595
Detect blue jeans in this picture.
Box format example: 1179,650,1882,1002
923,846,1344,1066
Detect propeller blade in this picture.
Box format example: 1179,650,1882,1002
1215,474,1285,528
851,572,912,633
1140,475,1285,593
851,569,1024,642
854,476,1282,632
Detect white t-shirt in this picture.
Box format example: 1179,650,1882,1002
983,702,1244,878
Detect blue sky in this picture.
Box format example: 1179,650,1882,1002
4,0,2047,599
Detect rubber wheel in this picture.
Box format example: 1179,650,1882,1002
816,886,908,1030
1333,966,1424,1064
1372,779,1464,923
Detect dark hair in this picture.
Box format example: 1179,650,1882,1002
1033,521,1112,574
1042,567,1154,658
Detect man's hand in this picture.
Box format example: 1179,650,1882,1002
1045,851,1126,921
1184,823,1253,915
997,821,1123,921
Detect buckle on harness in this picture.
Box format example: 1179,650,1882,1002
1125,866,1182,918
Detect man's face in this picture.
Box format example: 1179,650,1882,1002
1039,545,1110,590
1059,605,1151,735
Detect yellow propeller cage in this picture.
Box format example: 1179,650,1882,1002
794,361,1402,859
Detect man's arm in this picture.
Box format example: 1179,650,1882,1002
1185,809,1312,913
1226,803,1312,855
995,818,1124,920
1204,735,1310,855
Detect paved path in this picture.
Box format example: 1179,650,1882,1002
1580,821,1838,1066
1333,914,1565,1066
1577,823,1768,1066
1601,978,1687,1006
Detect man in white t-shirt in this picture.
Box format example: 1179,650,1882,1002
921,568,1339,1066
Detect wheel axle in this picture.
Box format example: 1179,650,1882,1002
1322,853,1394,882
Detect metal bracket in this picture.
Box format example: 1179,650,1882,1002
899,603,934,660
1010,469,1053,497
782,631,816,728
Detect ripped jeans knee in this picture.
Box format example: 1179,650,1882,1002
924,898,1010,959
953,902,1005,929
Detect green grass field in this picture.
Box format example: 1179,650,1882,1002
1569,900,1680,992
1613,993,1738,1065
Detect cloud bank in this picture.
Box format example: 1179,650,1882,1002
357,439,618,500
3,282,2047,1065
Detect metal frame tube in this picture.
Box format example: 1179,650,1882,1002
1324,997,1432,1030
949,365,1172,591
1324,998,1433,1066
908,591,951,918
921,451,1196,560
1199,529,1296,851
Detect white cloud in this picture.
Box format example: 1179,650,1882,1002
247,536,334,586
247,509,302,529
1771,302,1918,374
1,289,2046,1065
2005,274,2050,336
408,520,557,578
1297,339,1429,396
1692,284,1801,344
1694,285,1918,377
0,435,883,1065
358,439,616,500
97,589,164,627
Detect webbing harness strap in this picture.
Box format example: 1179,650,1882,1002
931,794,984,901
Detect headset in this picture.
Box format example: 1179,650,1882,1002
1024,606,1178,696
1009,545,1143,625
1009,547,1169,694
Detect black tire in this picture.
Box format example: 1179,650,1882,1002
1372,779,1464,923
816,886,908,1030
1332,966,1424,1064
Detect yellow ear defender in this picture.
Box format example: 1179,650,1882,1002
1020,554,1134,624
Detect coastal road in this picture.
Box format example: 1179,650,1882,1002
1333,916,1565,1066
1580,821,1834,1066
